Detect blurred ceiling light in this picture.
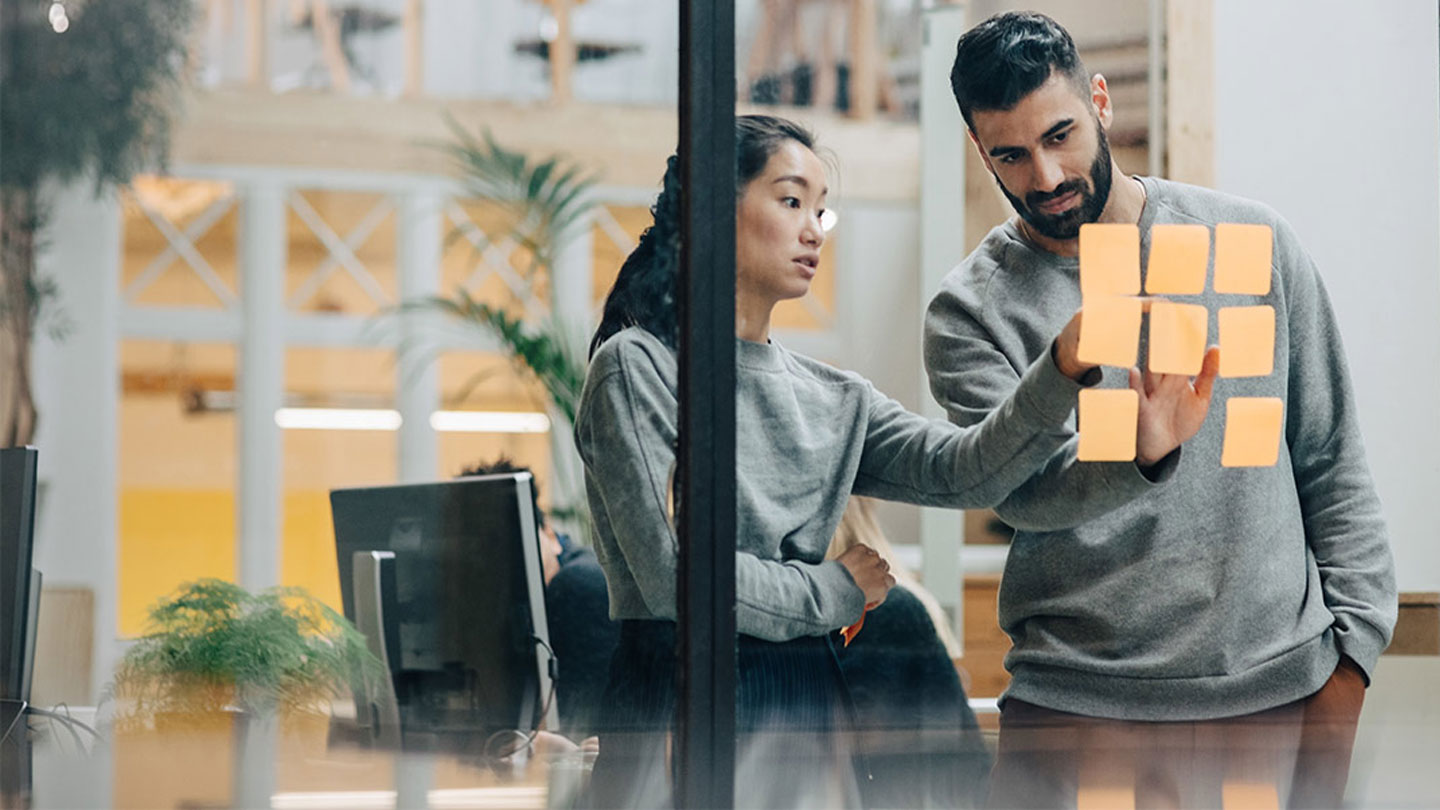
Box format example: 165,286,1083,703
820,209,838,232
270,785,547,810
129,176,235,222
269,407,551,434
430,411,551,434
275,408,402,431
49,3,69,34
538,12,558,43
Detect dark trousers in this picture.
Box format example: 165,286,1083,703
585,621,861,810
986,658,1367,810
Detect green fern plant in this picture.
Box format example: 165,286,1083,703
398,289,585,426
108,580,384,723
439,114,600,279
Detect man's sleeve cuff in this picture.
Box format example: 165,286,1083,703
1018,342,1095,425
817,559,867,626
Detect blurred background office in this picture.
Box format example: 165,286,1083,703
4,1,1438,807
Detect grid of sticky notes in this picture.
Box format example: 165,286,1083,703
1076,222,1281,466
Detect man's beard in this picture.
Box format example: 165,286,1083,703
998,127,1113,241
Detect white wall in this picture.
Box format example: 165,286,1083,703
31,181,123,703
836,202,925,543
1214,0,1440,591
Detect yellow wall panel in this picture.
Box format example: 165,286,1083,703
118,490,235,637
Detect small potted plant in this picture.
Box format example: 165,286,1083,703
108,578,383,732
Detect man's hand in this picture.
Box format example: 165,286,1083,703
1130,346,1220,467
1052,309,1096,382
836,544,895,607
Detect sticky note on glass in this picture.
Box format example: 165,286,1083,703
1218,305,1276,378
1148,301,1209,375
1077,296,1143,368
1078,787,1135,810
1221,781,1279,810
1077,388,1138,462
1145,224,1209,295
1213,223,1273,294
1079,223,1141,299
1222,397,1284,467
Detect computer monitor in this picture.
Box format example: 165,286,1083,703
1,446,39,806
330,473,558,753
1,447,39,714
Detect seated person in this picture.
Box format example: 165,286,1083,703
828,496,990,809
460,458,619,742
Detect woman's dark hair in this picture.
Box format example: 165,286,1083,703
950,11,1088,131
588,114,816,357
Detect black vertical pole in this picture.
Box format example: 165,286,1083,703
676,1,736,808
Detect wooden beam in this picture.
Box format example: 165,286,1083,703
403,0,424,98
814,1,843,111
1165,0,1213,186
847,0,877,119
245,0,267,90
312,0,352,94
550,0,574,104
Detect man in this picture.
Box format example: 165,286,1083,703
923,12,1396,808
461,458,618,742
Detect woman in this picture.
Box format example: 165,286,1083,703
574,115,1216,808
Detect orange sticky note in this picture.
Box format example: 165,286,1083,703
1077,296,1143,368
1221,781,1280,810
1213,223,1273,294
1077,388,1139,462
1218,305,1276,378
1078,787,1135,810
1145,224,1210,294
1221,397,1284,467
1148,301,1209,375
1079,223,1141,299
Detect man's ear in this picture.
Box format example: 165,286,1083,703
968,129,995,173
1090,73,1114,130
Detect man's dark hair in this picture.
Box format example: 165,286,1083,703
459,456,546,530
950,11,1089,131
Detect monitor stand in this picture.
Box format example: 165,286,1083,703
351,551,402,749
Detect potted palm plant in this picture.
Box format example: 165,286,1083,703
391,119,599,534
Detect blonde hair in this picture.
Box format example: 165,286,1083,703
826,496,963,659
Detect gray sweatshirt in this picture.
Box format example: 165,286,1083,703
575,326,1124,643
924,176,1397,721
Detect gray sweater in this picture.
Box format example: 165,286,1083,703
924,176,1397,721
575,326,1120,642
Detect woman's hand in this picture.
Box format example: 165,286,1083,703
836,544,895,607
1130,346,1220,467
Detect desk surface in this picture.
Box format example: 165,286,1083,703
1345,656,1440,808
13,657,1440,809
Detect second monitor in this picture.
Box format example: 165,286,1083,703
330,472,557,753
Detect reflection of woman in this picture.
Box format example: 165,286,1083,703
573,114,1216,808
827,496,989,808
